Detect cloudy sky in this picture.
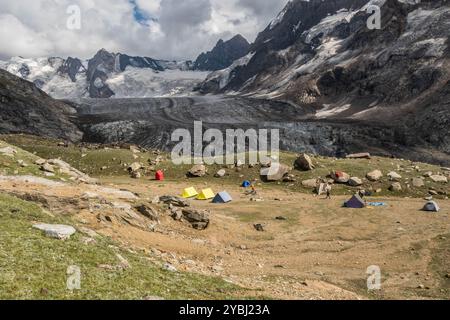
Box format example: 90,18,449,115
0,0,287,60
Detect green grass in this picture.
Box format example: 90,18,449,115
1,134,449,198
0,140,70,181
0,192,254,300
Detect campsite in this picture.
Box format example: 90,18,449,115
0,134,449,300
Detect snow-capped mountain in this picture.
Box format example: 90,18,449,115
197,0,450,154
0,49,208,99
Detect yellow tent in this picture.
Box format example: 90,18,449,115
181,187,199,198
197,188,215,200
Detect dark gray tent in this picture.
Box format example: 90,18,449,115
423,201,440,212
212,191,233,204
344,194,366,208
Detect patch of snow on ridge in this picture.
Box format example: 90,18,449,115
316,104,351,118
304,9,357,44
204,52,256,90
295,37,344,75
43,73,89,99
2,57,64,83
106,68,209,98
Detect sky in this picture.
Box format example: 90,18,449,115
0,0,287,61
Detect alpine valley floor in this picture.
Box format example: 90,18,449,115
0,135,449,300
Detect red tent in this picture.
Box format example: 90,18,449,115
155,170,164,181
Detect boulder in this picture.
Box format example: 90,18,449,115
215,169,226,178
135,204,160,222
283,174,296,182
302,179,318,189
412,178,425,188
17,160,28,167
162,263,177,272
259,157,272,168
430,175,448,183
294,154,315,171
159,196,190,207
346,153,371,159
333,171,350,184
188,164,207,177
181,208,210,230
367,170,383,182
423,171,433,178
130,171,141,179
128,162,142,172
389,182,402,192
40,163,55,173
0,146,17,157
260,163,291,182
388,171,402,182
348,177,363,187
33,224,76,240
34,158,46,166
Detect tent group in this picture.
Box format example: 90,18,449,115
344,194,441,213
181,187,232,203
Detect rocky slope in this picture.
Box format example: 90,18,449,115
193,34,250,71
197,0,450,156
0,69,82,141
0,50,205,99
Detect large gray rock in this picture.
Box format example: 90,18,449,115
159,196,190,207
181,208,210,230
333,171,350,184
33,224,76,240
294,154,315,171
388,171,402,182
135,204,160,222
260,163,291,182
430,175,448,183
412,178,425,188
302,179,318,189
367,170,383,182
389,182,402,192
128,162,142,172
348,177,363,187
0,146,17,157
40,163,55,173
188,164,207,177
346,153,371,159
215,169,226,178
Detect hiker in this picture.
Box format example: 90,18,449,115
250,185,257,196
325,183,332,199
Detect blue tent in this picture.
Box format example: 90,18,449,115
242,180,251,188
213,191,233,204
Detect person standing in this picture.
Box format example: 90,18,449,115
325,183,332,200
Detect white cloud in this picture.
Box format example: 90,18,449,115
0,0,287,60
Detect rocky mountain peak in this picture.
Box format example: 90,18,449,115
193,34,250,71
